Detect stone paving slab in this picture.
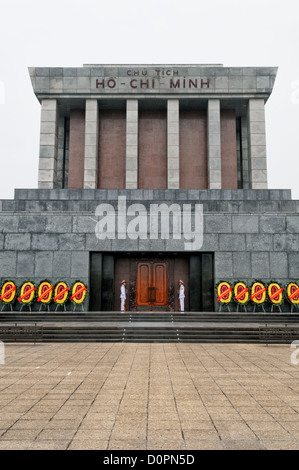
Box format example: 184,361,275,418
0,342,299,450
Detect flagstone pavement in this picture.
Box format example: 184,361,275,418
1,342,299,450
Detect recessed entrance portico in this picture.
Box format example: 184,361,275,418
89,252,214,313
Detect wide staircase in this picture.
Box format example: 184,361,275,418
0,311,299,343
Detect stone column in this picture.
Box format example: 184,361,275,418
38,99,58,189
126,99,138,189
83,99,99,189
207,99,221,189
56,116,65,189
247,99,268,189
167,99,180,189
241,116,249,189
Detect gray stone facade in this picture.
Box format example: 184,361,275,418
0,188,298,311
29,64,277,191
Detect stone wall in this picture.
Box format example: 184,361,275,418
0,188,298,311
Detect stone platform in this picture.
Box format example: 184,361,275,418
1,312,299,344
1,342,299,450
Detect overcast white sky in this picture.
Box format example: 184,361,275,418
0,0,298,199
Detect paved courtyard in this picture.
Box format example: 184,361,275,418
1,342,299,450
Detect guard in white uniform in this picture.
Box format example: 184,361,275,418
179,280,185,312
120,280,126,312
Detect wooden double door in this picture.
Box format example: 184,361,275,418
136,261,168,311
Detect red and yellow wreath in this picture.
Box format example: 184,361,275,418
287,282,299,305
37,280,53,305
70,281,87,305
53,281,69,305
18,281,36,305
0,280,17,304
250,280,267,305
268,282,284,305
216,281,232,304
233,281,249,305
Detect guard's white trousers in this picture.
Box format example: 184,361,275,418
120,297,126,312
180,298,184,312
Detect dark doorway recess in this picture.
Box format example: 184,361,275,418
89,252,214,312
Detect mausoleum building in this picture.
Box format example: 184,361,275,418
1,64,298,313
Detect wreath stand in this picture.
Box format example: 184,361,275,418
1,303,14,311
19,303,32,312
270,303,282,313
289,303,299,313
219,303,231,312
55,303,67,312
252,303,266,313
73,303,84,312
39,303,50,312
236,303,248,313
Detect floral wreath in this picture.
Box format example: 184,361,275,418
18,281,36,306
250,280,267,306
70,280,88,306
233,281,249,305
267,281,284,306
0,280,17,305
216,281,232,305
37,280,54,305
286,282,299,305
53,281,70,305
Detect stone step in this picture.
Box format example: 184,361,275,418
1,312,299,323
1,323,298,343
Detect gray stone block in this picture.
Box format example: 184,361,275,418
35,251,53,277
280,200,298,213
259,201,280,213
289,253,299,278
232,215,259,233
251,252,270,278
46,215,72,233
216,201,240,213
269,252,288,278
25,201,47,212
14,189,28,199
233,252,251,278
45,201,65,212
0,216,18,233
187,190,200,201
81,201,95,212
58,234,85,250
111,238,139,251
201,234,219,251
286,215,299,233
5,234,31,250
31,234,59,251
85,234,112,251
246,233,273,251
53,251,71,277
19,215,46,233
219,234,246,251
17,252,35,277
238,201,260,213
274,234,299,251
95,189,107,202
50,68,63,77
73,215,96,233
71,251,89,278
0,251,17,277
2,201,16,211
205,215,232,233
214,252,233,278
259,215,286,233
